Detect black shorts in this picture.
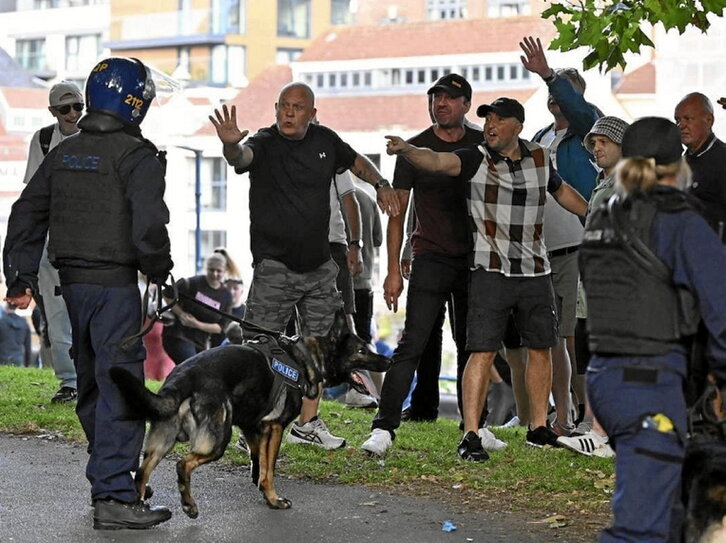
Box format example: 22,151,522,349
466,269,559,352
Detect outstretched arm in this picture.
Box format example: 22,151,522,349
718,97,726,109
209,104,253,169
553,182,587,217
349,153,400,217
385,135,462,177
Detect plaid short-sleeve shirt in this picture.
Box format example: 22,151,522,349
456,140,563,277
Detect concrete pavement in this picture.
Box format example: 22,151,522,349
0,433,584,543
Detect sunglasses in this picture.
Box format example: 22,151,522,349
55,102,84,114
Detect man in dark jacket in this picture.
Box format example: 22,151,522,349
3,57,173,530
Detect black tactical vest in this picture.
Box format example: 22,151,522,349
48,130,149,268
580,189,698,356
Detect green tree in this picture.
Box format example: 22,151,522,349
543,0,726,72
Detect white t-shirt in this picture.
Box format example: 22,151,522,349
23,124,75,184
328,171,356,244
538,126,583,249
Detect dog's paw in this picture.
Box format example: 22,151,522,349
266,496,292,510
182,503,199,519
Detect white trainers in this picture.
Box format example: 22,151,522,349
361,428,392,457
343,389,379,409
556,430,610,457
592,442,615,458
497,415,521,429
285,416,346,450
235,433,249,455
478,427,507,451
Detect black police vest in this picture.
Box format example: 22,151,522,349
48,131,148,268
580,190,697,356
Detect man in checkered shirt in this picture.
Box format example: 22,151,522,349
385,96,587,460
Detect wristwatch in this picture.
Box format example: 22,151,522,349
349,240,363,248
374,179,391,191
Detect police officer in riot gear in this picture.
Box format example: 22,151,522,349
3,57,173,529
580,117,726,542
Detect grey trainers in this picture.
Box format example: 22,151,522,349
285,416,346,450
361,428,392,457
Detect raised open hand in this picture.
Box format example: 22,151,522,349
209,104,249,145
519,36,552,79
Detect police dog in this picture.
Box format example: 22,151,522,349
682,381,726,543
110,309,390,518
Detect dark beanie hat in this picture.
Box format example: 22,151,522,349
621,117,683,165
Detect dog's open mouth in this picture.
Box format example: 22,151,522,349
348,371,375,396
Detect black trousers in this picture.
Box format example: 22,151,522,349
372,253,469,434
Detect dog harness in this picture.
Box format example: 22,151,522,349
245,334,318,423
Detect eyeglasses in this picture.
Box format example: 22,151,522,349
55,103,84,115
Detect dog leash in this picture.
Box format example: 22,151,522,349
119,275,179,351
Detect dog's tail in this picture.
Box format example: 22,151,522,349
109,367,179,421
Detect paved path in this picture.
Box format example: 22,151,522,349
0,433,584,543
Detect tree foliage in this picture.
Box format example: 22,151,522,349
542,0,726,73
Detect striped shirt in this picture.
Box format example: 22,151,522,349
455,140,563,277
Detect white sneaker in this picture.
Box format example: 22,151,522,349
592,442,615,458
361,428,392,457
235,434,249,455
556,430,609,457
497,415,521,429
285,416,346,450
343,389,378,409
478,427,507,451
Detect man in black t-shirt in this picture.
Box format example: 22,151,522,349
361,74,504,457
210,82,399,450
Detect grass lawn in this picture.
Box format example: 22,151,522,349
0,365,613,537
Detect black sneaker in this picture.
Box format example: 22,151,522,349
457,431,489,462
526,425,561,448
93,498,171,530
51,386,77,403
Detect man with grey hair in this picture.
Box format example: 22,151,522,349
675,92,726,242
21,81,84,403
210,82,399,450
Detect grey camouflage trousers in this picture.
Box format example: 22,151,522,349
245,258,342,336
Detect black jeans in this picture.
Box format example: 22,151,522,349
372,253,469,435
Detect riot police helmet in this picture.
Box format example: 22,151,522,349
85,57,156,126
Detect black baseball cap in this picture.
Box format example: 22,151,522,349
427,73,472,101
476,97,525,123
621,117,683,165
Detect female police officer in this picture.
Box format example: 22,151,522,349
580,117,726,542
3,58,173,530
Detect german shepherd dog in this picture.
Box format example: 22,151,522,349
682,382,726,543
110,309,390,518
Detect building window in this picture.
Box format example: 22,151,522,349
331,0,351,24
426,0,466,20
66,34,101,72
212,0,245,34
189,230,227,272
16,38,45,71
488,0,531,17
277,0,310,38
210,45,246,86
275,48,302,64
202,158,228,211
